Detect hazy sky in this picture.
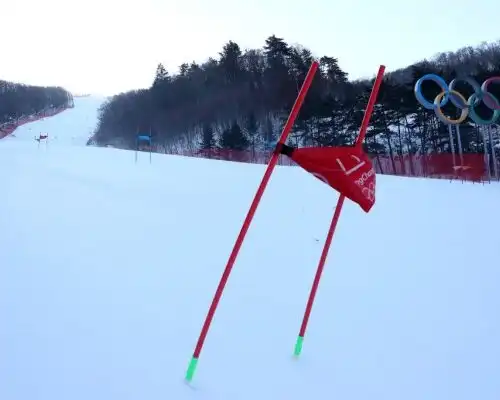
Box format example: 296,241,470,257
1,0,498,95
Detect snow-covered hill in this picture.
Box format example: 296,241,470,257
1,97,499,399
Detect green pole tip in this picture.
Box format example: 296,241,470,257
293,335,304,357
185,357,199,382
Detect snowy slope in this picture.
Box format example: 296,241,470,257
1,98,500,400
6,96,105,145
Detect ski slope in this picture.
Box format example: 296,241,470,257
6,96,105,146
1,97,500,400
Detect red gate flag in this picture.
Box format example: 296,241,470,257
279,144,376,212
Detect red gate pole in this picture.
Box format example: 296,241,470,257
293,65,386,357
186,61,319,382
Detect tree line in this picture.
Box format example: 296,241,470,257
0,80,73,126
90,36,500,160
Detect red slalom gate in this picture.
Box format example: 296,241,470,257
184,61,320,383
293,65,386,357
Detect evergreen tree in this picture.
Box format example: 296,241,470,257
219,41,242,84
152,63,169,87
244,112,259,152
200,123,216,149
219,121,249,150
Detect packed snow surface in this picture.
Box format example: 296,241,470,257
1,97,499,399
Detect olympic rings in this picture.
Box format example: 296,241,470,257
414,73,500,125
433,91,468,124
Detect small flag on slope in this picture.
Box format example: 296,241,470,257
279,144,376,213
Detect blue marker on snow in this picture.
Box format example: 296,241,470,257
135,134,152,163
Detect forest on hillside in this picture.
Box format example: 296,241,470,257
0,80,73,126
91,35,500,160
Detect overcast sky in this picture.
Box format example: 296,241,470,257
1,0,498,95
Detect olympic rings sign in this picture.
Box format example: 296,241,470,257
414,73,500,125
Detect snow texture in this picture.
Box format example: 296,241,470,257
1,97,499,399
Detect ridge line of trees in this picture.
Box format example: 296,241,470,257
0,80,73,128
91,36,500,161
